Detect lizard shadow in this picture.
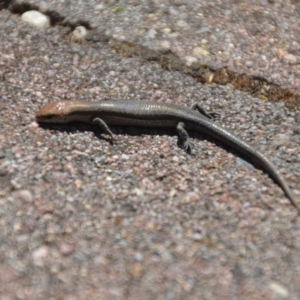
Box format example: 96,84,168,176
38,121,254,166
38,122,180,146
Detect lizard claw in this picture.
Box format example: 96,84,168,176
183,140,193,154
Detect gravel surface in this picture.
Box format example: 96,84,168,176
1,1,300,299
8,0,300,93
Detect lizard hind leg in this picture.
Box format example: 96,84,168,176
191,102,218,119
176,122,193,154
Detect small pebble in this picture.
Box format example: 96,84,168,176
71,26,87,42
176,20,188,28
192,232,204,241
14,190,33,202
185,56,198,66
121,154,129,160
21,11,50,29
133,252,144,261
60,243,75,256
121,85,130,93
32,246,48,267
245,60,253,67
284,53,297,64
193,46,209,57
271,133,290,148
268,281,289,298
147,28,157,39
160,40,171,50
162,27,172,34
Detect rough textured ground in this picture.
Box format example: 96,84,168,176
0,1,300,299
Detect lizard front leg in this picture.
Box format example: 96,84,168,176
92,117,116,141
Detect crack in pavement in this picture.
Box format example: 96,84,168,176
2,0,300,110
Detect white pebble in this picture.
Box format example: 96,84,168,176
121,154,129,160
271,133,290,148
193,46,209,57
162,27,172,34
71,26,88,42
185,56,198,66
15,190,33,202
21,10,50,29
176,20,188,28
284,53,297,64
160,40,171,50
268,281,289,298
122,85,130,93
147,28,157,39
32,246,48,267
95,4,104,10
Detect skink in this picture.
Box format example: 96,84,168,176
36,99,300,212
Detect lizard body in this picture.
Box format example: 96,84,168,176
36,100,300,212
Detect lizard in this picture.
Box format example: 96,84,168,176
36,99,300,212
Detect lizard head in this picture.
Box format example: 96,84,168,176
36,101,74,123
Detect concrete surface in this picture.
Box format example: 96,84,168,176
1,0,300,299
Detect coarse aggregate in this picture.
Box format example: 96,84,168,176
8,0,300,93
0,1,300,299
